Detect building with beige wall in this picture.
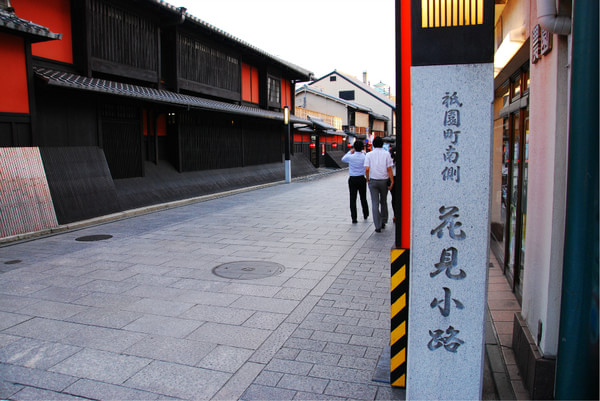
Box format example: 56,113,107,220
491,0,597,399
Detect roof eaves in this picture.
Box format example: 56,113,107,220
0,9,61,42
33,67,311,125
311,70,396,110
296,86,372,112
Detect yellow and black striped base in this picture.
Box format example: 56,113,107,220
390,248,409,387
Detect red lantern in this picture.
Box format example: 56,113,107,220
309,143,316,149
332,143,337,149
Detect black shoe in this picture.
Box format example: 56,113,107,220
364,215,369,220
375,228,381,233
352,220,358,224
381,223,386,229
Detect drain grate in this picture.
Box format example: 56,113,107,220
212,261,285,280
75,234,113,242
4,260,21,265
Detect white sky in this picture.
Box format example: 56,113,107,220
169,0,396,95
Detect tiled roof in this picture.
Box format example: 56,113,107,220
312,70,396,109
34,67,311,125
0,9,61,42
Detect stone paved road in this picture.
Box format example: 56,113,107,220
0,170,405,401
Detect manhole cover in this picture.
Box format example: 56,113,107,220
212,261,285,280
4,260,21,265
75,235,113,242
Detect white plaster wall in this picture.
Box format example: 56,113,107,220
521,2,570,357
295,92,349,125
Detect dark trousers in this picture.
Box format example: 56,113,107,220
348,175,369,221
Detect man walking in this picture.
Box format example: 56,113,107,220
341,140,369,223
364,136,394,232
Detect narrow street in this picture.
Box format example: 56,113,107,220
1,171,407,400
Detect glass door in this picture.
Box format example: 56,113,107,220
502,68,529,301
515,109,529,297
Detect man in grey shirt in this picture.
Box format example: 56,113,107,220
364,136,394,232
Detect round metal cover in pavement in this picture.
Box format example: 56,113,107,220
212,261,285,280
75,234,113,242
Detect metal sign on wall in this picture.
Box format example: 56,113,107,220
407,1,494,400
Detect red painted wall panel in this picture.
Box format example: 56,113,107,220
13,0,73,64
400,0,411,248
241,63,259,104
281,79,292,109
0,33,29,113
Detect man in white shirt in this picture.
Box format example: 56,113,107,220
364,136,394,232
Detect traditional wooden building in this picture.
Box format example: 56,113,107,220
1,0,317,235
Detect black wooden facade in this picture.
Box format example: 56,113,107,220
3,0,316,224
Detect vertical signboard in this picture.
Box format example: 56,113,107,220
407,1,494,400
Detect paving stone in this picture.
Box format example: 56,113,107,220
212,362,265,401
230,295,298,314
0,362,78,392
283,337,327,352
9,386,87,400
16,300,89,320
0,280,49,296
264,358,313,375
322,342,367,358
249,323,298,365
243,311,287,330
0,295,39,313
66,307,142,329
254,370,283,386
295,349,341,366
71,292,142,309
77,279,138,294
0,380,24,400
277,373,329,394
197,345,253,372
0,338,81,370
124,335,215,366
125,360,230,400
324,380,378,400
0,333,21,347
29,286,91,302
179,304,254,325
3,317,84,342
123,314,202,338
62,324,146,353
174,289,239,306
221,282,281,297
0,311,31,331
125,284,189,300
123,298,194,317
64,378,161,401
187,322,271,349
310,330,351,344
49,349,150,384
241,384,296,401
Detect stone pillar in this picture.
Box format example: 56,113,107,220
407,63,493,400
